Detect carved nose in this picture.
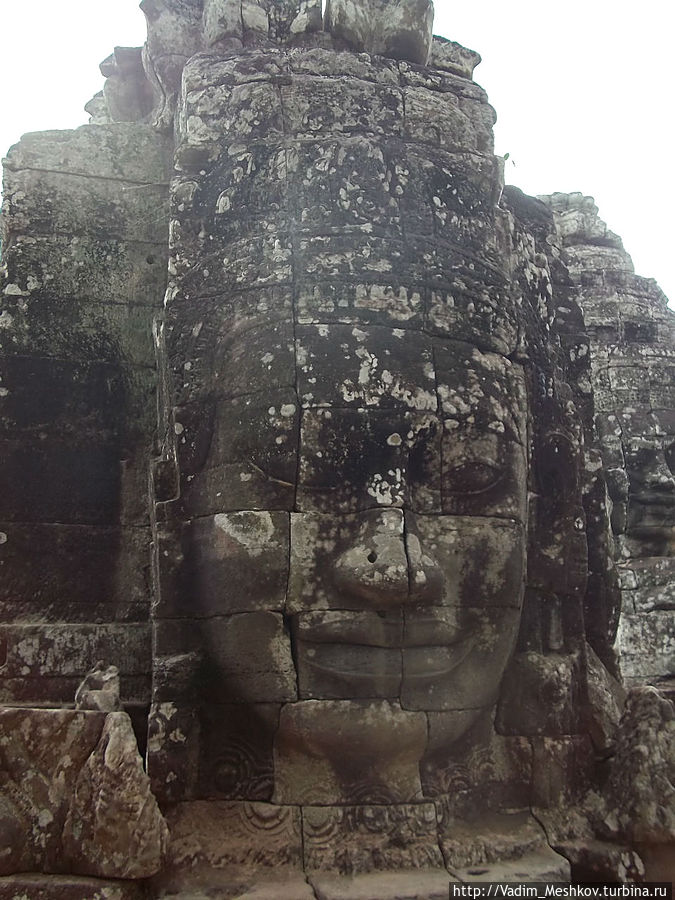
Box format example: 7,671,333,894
333,510,444,609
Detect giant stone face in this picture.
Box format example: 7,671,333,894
155,43,535,806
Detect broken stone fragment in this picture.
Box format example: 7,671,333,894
202,0,244,46
99,47,154,123
599,686,675,845
63,711,169,879
429,36,481,79
0,709,167,879
74,661,122,712
325,0,435,65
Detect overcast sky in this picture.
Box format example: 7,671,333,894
0,0,672,304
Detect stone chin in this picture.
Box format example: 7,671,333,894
275,600,522,804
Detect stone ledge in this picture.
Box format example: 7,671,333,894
0,875,145,900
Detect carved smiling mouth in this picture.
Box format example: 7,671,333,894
300,641,475,682
293,611,475,691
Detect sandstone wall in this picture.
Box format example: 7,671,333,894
0,125,172,721
542,193,675,691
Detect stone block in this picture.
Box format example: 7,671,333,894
3,169,167,244
202,0,243,46
288,508,408,613
1,235,167,309
295,231,408,282
302,802,443,873
423,733,533,814
290,137,402,234
297,409,441,514
200,612,297,703
3,125,171,184
0,297,157,369
0,523,150,624
616,611,675,682
177,512,290,617
176,231,293,299
146,698,200,805
280,77,405,140
0,623,150,705
182,80,285,150
293,609,403,700
599,686,675,848
155,801,303,894
0,357,126,441
295,323,435,411
436,348,527,521
310,870,452,900
197,703,280,801
182,49,289,95
62,712,168,878
530,736,595,807
401,606,522,713
0,875,145,900
274,700,427,805
296,279,424,329
453,847,570,882
167,286,293,402
0,438,123,525
413,515,525,611
325,0,434,65
171,317,295,407
429,37,482,79
177,392,298,515
175,142,290,242
497,652,583,737
426,273,518,356
404,87,492,154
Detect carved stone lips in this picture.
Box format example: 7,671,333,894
299,639,475,686
295,611,466,648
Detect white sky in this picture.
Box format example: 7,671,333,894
0,0,673,304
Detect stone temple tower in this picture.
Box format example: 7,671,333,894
0,1,673,896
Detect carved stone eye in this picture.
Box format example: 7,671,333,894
443,460,504,495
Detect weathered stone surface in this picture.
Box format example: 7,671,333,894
429,37,482,79
585,642,626,754
274,700,427,804
154,801,304,895
200,611,297,703
599,687,675,848
0,623,150,707
75,663,122,713
0,875,145,900
62,712,168,878
0,120,170,713
180,512,290,617
310,870,453,900
541,192,675,689
302,803,443,873
440,811,570,882
536,805,646,884
497,652,583,736
197,703,279,800
0,709,166,879
325,0,434,65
